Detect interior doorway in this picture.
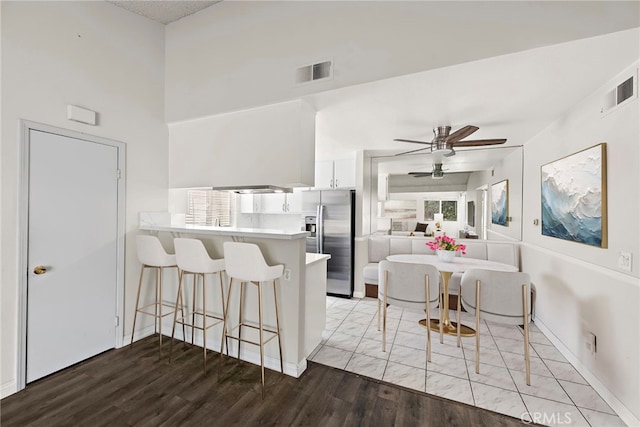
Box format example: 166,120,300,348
18,121,126,388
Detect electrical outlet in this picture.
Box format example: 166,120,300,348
283,268,291,281
618,251,632,272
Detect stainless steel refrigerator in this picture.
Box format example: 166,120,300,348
302,189,355,298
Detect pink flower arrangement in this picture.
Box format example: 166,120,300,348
426,235,466,254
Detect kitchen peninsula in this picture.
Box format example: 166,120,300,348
139,218,329,378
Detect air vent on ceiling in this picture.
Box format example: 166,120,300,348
601,69,637,116
296,60,332,84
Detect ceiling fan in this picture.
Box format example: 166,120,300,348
395,125,506,157
409,163,448,179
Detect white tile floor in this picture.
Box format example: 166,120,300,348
309,296,626,427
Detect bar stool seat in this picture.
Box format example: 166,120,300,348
222,242,284,398
170,238,226,375
130,235,181,357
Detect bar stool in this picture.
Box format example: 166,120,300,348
130,235,182,357
170,238,226,375
222,242,284,398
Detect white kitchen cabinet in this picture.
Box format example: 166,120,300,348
333,158,356,188
315,160,335,189
286,192,302,213
258,193,302,213
260,193,286,213
314,158,355,189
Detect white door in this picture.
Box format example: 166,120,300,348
26,129,119,383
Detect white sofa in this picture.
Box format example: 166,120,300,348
362,235,520,297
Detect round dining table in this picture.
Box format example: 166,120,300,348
386,254,518,337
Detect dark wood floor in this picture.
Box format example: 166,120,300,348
1,335,533,426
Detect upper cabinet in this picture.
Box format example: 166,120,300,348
169,100,316,189
315,158,355,189
240,192,302,214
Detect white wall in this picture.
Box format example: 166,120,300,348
521,62,640,423
0,1,167,396
164,1,638,122
487,148,523,241
168,100,315,188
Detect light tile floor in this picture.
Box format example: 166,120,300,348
309,296,626,427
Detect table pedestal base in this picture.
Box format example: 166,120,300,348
419,319,476,337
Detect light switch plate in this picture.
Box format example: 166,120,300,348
617,251,632,272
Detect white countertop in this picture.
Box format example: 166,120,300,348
306,253,331,265
140,224,310,240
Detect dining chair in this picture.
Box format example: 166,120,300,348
378,260,442,361
459,269,533,385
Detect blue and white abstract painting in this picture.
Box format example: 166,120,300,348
491,180,508,226
541,144,606,247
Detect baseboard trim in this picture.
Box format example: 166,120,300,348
1,380,17,399
534,318,640,427
119,324,157,348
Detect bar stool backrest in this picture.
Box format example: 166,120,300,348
174,238,224,273
136,235,176,267
223,242,283,282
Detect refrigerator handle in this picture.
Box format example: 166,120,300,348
317,204,325,254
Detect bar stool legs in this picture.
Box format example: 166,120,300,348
222,277,284,399
130,264,182,358
170,269,226,375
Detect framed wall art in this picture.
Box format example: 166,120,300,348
491,179,509,226
541,143,607,247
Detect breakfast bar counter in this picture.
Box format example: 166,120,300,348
139,220,326,378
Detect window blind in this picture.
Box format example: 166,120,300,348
186,190,231,226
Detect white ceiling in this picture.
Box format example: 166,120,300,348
106,1,638,178
107,0,220,24
308,28,639,176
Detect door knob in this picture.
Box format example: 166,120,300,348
33,265,47,275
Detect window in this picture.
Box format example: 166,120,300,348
186,190,231,226
423,200,458,221
442,201,457,221
424,200,440,221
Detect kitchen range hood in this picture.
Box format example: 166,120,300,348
211,185,292,194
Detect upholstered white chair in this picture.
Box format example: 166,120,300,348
170,238,226,376
459,269,533,385
131,235,181,357
222,242,284,398
377,260,442,361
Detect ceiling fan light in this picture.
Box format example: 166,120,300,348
431,146,453,155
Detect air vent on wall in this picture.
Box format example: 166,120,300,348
616,76,634,105
296,60,332,84
601,69,637,116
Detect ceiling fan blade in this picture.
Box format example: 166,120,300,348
445,125,479,143
409,173,432,177
394,138,432,145
452,138,507,147
394,146,431,156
